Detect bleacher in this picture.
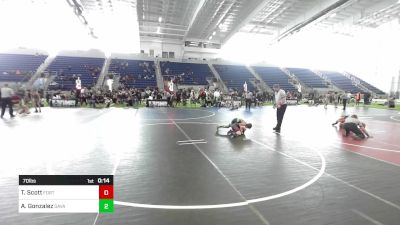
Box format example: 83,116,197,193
213,64,255,91
0,53,47,83
252,66,296,92
108,59,157,89
160,61,211,85
321,71,363,93
347,73,385,95
287,68,328,88
47,56,105,90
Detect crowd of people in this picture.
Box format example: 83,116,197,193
110,61,156,88
2,70,35,76
44,86,273,109
0,78,387,140
5,82,376,114
55,64,101,79
1,70,35,84
0,80,385,140
161,61,200,85
48,64,102,90
306,90,373,110
1,82,299,117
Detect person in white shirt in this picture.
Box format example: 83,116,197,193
342,92,351,110
273,84,287,133
213,89,221,107
245,91,253,110
323,93,329,109
1,83,15,118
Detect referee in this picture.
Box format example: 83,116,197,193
273,84,287,133
245,91,253,110
1,83,15,119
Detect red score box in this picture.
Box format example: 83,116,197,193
99,185,114,199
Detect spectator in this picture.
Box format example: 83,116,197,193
31,90,41,113
355,92,361,106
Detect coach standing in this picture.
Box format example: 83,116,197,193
1,83,15,119
273,84,287,133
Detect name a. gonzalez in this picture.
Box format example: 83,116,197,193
21,203,65,209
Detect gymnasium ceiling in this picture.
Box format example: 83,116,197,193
77,0,400,43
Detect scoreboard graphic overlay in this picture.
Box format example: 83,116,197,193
19,175,114,213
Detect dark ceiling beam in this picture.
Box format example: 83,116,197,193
139,25,187,32
275,0,357,42
183,0,207,40
140,20,188,28
221,0,274,44
201,0,237,39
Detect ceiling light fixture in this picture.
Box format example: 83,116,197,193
329,13,337,18
158,17,162,23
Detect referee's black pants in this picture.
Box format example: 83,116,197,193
1,98,14,118
245,99,251,110
343,99,347,110
275,104,287,130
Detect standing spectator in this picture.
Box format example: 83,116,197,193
90,91,96,108
323,93,329,109
165,91,172,107
297,92,302,104
355,92,361,106
46,91,51,105
182,89,188,106
175,90,181,107
31,90,41,113
308,92,315,105
333,92,339,108
364,92,371,105
273,84,287,133
1,83,15,119
214,89,221,107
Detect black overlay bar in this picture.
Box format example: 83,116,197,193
19,175,113,185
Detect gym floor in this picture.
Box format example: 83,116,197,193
1,105,400,225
